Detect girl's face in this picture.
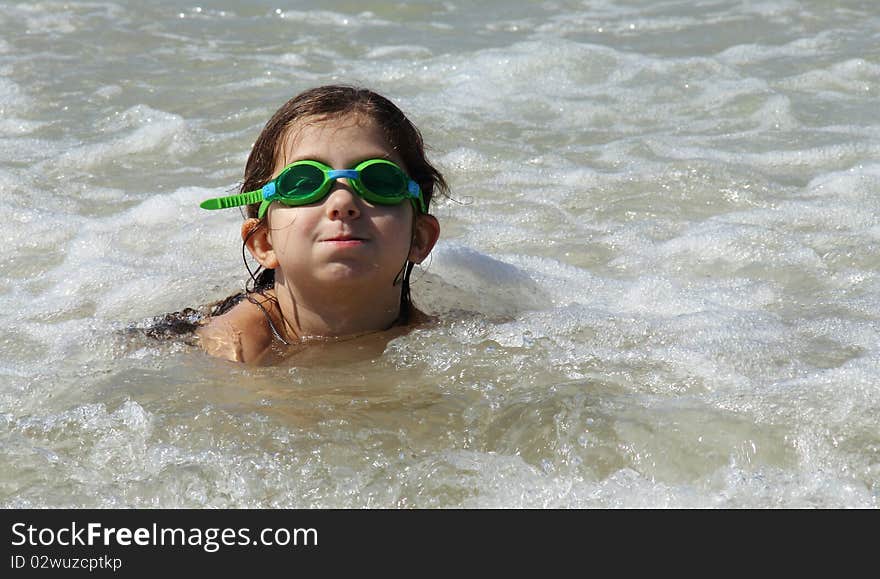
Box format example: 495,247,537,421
263,113,417,296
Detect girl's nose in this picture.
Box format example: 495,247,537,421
324,181,361,220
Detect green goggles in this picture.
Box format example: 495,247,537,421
200,158,426,219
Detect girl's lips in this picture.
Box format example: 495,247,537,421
321,236,367,247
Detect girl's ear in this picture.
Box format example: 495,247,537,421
408,213,440,264
241,218,280,269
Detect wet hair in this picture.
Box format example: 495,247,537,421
239,85,447,329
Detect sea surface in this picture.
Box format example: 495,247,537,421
1,0,879,507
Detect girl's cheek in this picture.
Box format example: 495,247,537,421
270,207,306,229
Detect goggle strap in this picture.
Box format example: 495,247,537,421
258,200,272,220
407,180,427,213
199,190,263,211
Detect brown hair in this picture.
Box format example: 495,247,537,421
241,85,447,324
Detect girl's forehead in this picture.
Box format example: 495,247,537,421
275,113,402,168
282,114,383,148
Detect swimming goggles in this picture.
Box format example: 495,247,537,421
200,158,426,219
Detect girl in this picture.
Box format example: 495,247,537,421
196,85,445,364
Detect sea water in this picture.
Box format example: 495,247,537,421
1,0,878,508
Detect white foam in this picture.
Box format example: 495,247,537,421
273,9,389,28
436,147,491,174
55,106,196,170
426,242,547,316
780,58,880,95
93,84,122,100
0,77,27,115
275,53,308,67
604,216,825,281
3,184,237,331
407,39,623,125
364,45,433,59
717,31,836,65
0,118,46,136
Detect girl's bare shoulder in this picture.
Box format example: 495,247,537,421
196,293,277,363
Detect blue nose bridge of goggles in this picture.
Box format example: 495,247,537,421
326,168,361,184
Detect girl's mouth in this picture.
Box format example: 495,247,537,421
321,235,367,246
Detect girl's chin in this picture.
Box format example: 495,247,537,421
307,264,397,286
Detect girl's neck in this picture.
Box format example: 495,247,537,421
271,280,403,341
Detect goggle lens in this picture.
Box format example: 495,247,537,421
277,162,326,197
358,161,408,200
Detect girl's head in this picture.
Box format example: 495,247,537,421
235,85,444,325
240,85,447,219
